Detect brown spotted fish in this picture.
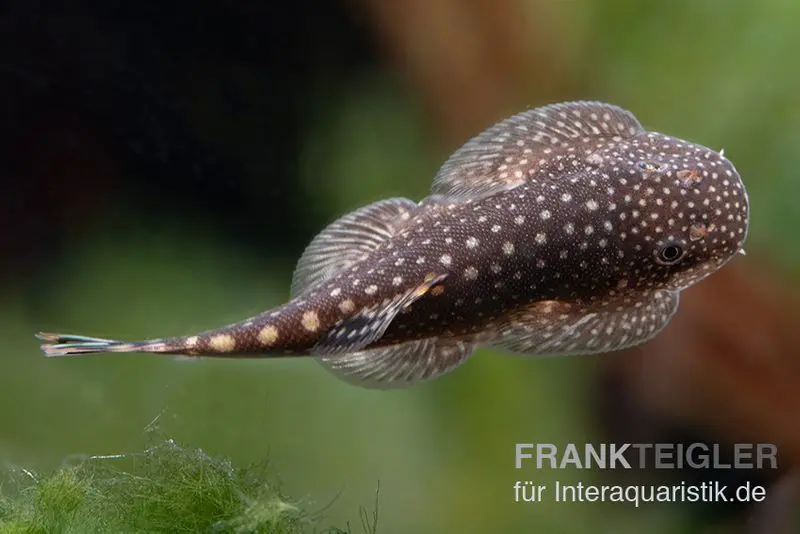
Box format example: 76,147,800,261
37,101,750,388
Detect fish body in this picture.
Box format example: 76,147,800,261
38,101,750,388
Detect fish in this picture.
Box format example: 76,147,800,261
36,101,750,388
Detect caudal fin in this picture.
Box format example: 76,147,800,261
36,332,171,357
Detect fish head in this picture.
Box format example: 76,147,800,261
606,132,749,293
428,100,749,296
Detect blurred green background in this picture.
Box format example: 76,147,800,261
2,1,799,532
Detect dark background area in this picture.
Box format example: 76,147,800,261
0,1,378,282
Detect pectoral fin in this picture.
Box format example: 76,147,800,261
312,274,448,355
488,291,679,357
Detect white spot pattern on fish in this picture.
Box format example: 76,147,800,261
37,101,750,390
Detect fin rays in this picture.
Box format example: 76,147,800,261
431,101,644,202
489,291,680,357
318,336,474,389
35,332,169,357
290,198,417,298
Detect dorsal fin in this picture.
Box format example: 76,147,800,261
317,337,474,389
431,101,644,201
290,198,417,298
488,290,679,357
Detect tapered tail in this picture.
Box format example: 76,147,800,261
36,332,174,357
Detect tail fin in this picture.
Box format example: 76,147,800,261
36,332,171,357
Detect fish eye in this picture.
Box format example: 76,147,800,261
637,160,663,172
655,241,685,265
